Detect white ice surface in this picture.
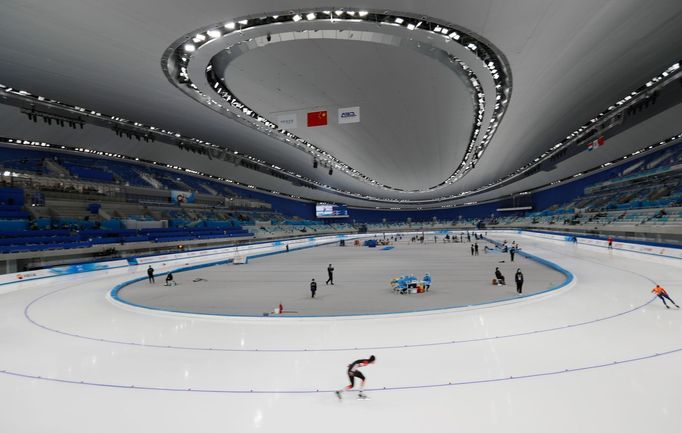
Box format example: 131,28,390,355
1,233,681,433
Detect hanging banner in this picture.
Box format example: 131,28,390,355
307,110,328,127
338,106,360,124
276,113,297,129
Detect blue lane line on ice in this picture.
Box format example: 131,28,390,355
2,343,681,394
22,236,660,353
22,243,657,353
107,240,575,318
23,286,657,352
22,234,660,354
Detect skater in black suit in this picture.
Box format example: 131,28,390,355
310,278,317,298
336,355,376,399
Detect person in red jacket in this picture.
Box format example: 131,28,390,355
336,355,375,399
652,284,679,309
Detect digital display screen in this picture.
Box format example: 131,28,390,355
316,203,349,218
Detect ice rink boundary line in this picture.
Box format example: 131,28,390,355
2,343,680,394
107,240,575,318
24,236,662,353
24,283,657,352
26,244,666,352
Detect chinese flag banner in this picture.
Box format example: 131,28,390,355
307,110,328,127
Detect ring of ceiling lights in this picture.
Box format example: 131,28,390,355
162,8,512,202
1,57,677,207
207,29,484,194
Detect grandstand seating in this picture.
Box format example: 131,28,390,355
2,141,682,258
0,225,253,254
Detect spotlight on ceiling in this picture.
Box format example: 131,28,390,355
207,30,221,38
224,22,235,29
292,14,302,22
238,20,248,25
334,10,344,16
306,12,316,20
407,23,415,30
394,17,404,24
358,10,368,17
184,44,196,52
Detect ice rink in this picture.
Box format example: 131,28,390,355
1,232,681,432
117,239,564,316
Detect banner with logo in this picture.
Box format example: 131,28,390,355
276,113,297,129
170,190,195,204
338,106,360,124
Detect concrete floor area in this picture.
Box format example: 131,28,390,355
117,239,565,316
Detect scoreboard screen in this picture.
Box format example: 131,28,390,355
315,203,349,218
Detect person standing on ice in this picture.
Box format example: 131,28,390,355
336,355,376,400
310,278,317,298
652,284,680,309
326,264,334,285
515,268,524,294
147,265,155,284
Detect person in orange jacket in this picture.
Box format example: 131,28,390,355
652,284,679,309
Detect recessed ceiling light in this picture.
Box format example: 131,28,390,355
183,44,196,52
358,11,368,17
224,22,235,29
394,17,404,24
306,12,316,20
334,10,344,16
238,20,248,25
293,14,302,22
207,30,221,38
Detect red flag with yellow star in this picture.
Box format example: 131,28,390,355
307,110,328,127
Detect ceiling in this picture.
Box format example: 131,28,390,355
1,0,682,207
225,38,475,191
